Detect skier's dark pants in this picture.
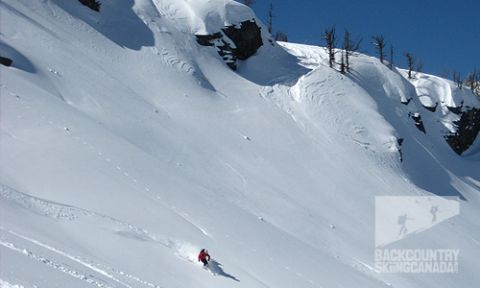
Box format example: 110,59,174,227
201,259,208,266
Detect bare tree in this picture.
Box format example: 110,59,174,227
405,52,415,79
372,35,386,63
453,71,463,89
242,0,255,7
389,44,394,69
323,26,337,69
475,73,480,97
340,50,346,74
466,69,480,96
342,30,361,73
474,70,479,96
275,31,288,42
267,2,273,34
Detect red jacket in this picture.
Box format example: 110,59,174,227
198,250,210,262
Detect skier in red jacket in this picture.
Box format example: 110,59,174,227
198,249,210,266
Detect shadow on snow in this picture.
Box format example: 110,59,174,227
208,260,239,282
53,0,154,50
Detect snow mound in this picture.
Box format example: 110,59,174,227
186,0,255,34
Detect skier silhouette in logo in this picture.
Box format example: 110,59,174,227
397,214,413,236
430,205,439,222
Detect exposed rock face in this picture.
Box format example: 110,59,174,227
447,105,463,115
401,98,412,105
0,56,13,67
409,112,426,134
446,107,480,155
422,102,438,112
196,19,263,70
222,20,263,60
78,0,100,12
196,33,222,47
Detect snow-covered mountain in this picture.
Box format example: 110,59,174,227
1,1,479,288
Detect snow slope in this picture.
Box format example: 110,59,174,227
1,1,479,288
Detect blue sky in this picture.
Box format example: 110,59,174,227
249,0,479,78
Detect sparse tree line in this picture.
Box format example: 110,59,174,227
241,0,425,79
93,0,480,97
241,1,433,80
452,70,480,97
321,27,426,79
322,27,361,74
319,26,479,97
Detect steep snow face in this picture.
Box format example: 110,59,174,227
1,1,480,288
280,42,480,198
281,42,480,155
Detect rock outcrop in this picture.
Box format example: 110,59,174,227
196,19,263,70
409,112,426,134
446,107,480,155
0,56,13,67
78,0,100,12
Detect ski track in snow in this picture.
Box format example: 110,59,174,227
218,158,248,188
4,85,211,238
4,85,151,197
0,186,173,288
0,228,165,288
0,238,118,288
1,87,215,287
0,185,171,246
